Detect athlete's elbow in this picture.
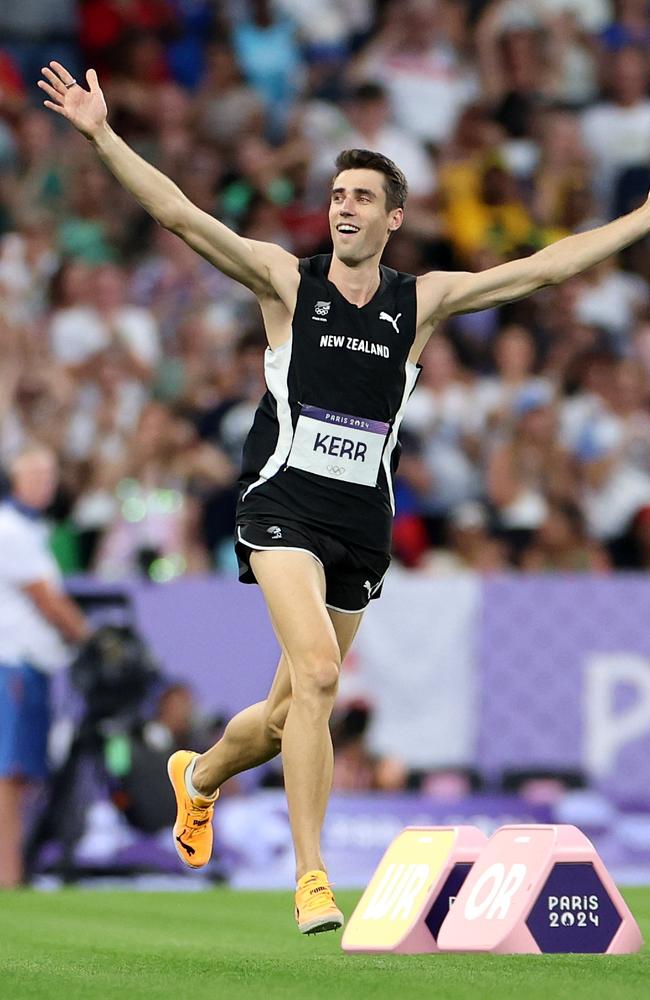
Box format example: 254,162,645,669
533,246,570,287
157,194,192,233
159,207,186,233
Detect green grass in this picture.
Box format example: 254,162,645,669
0,888,648,1000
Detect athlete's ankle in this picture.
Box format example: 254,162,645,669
189,756,218,798
296,862,327,883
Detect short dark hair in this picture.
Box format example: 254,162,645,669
334,149,408,211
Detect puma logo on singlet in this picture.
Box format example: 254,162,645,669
379,311,401,334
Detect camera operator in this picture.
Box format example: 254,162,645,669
0,445,89,888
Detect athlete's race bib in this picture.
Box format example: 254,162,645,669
287,404,390,487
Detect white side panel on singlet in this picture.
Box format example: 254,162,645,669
381,360,421,513
241,338,294,501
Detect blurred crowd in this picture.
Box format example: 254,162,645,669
2,0,650,578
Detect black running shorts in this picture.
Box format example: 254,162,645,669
235,519,390,614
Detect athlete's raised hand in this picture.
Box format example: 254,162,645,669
36,59,296,301
38,62,107,141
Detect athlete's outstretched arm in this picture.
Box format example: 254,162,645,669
417,200,650,325
38,62,297,297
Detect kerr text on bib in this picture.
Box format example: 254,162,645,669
287,405,390,487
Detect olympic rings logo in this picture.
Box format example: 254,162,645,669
326,465,346,476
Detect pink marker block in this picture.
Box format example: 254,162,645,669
342,825,487,954
437,824,643,954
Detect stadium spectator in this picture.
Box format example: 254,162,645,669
373,755,410,792
231,0,303,135
559,348,619,451
90,401,234,577
336,82,436,200
573,257,648,345
532,109,593,235
421,501,509,574
194,41,265,148
520,500,611,572
580,45,650,211
0,446,89,888
352,0,478,147
0,210,59,324
50,262,160,380
400,337,482,520
476,323,551,430
476,0,556,140
4,110,66,226
443,158,538,262
574,416,650,562
331,703,375,792
102,31,171,138
486,383,574,560
166,1,218,90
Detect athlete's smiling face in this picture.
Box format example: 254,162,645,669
329,168,403,266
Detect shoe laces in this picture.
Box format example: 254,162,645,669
298,876,337,914
182,798,215,839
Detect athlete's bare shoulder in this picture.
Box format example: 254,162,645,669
254,243,301,351
247,240,299,303
405,271,449,361
414,270,450,326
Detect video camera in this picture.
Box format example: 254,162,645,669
66,588,161,724
70,622,160,724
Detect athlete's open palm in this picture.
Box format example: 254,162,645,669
38,62,107,140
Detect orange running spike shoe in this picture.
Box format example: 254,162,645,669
167,750,218,869
295,870,344,935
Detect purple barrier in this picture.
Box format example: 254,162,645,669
34,790,554,889
66,574,650,805
214,791,553,889
478,576,650,804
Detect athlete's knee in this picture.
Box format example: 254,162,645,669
293,644,340,704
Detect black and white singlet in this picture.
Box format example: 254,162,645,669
236,254,420,553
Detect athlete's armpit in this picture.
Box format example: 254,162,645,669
171,205,300,300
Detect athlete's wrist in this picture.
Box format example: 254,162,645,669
89,120,113,147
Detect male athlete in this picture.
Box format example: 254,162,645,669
40,61,650,934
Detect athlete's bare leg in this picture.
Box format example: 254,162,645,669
246,549,361,880
192,654,292,793
192,586,362,802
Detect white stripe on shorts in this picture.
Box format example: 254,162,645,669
236,527,325,570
